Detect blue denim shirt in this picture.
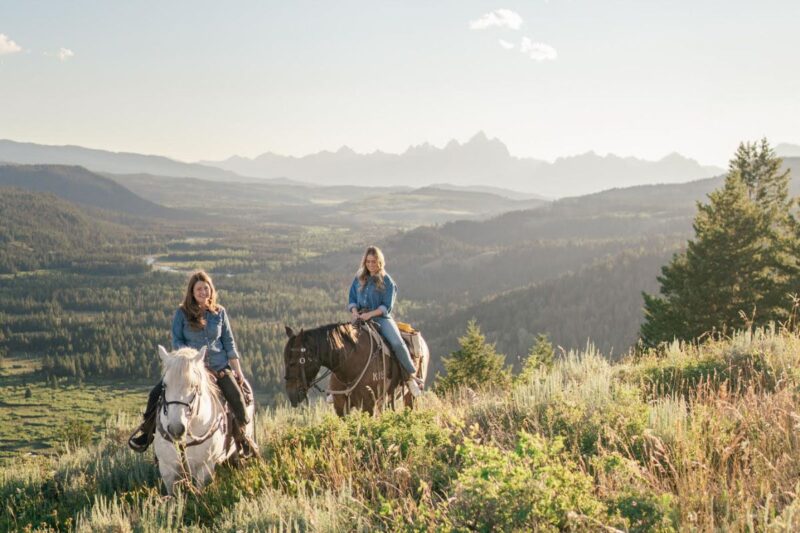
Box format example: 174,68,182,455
347,274,397,318
171,306,240,372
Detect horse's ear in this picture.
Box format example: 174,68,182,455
158,345,170,362
285,326,295,338
194,346,207,363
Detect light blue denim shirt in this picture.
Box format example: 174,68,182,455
347,274,397,318
171,306,240,372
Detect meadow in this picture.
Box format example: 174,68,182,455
2,327,799,531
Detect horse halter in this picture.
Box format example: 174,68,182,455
288,332,312,393
160,385,200,417
287,332,332,397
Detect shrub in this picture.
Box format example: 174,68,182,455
593,453,678,532
56,418,94,448
444,432,607,532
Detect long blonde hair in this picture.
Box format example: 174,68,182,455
180,270,220,330
357,246,386,291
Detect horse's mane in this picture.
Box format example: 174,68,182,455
304,322,359,351
162,347,219,396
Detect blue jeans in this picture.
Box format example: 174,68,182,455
374,317,416,375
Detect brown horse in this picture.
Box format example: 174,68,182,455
283,322,429,416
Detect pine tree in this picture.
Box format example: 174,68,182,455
516,334,555,384
641,140,795,346
436,320,511,393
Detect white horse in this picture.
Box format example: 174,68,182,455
153,345,256,495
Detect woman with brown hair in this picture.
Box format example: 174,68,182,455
129,270,256,457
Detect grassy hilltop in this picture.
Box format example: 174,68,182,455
3,327,799,532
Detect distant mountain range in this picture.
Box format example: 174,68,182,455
776,143,800,158
0,139,268,183
0,135,725,198
205,132,725,197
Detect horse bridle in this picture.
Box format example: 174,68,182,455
287,331,332,397
157,383,226,449
160,385,199,417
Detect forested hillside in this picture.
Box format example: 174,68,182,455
0,188,151,273
104,172,546,226
0,164,179,218
423,246,679,367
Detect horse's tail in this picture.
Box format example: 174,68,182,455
417,334,431,385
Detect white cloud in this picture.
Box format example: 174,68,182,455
470,9,523,30
58,47,74,61
0,33,22,55
520,37,557,61
498,39,515,50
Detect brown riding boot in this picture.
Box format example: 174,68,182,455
217,370,258,458
233,419,259,459
128,381,162,452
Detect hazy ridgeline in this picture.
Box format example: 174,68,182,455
2,328,799,531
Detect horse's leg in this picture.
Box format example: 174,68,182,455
192,460,214,488
404,390,414,409
155,443,181,496
330,374,348,417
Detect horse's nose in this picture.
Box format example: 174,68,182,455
287,390,305,407
168,422,185,439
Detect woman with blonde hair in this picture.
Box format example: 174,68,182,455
129,270,256,457
348,246,422,396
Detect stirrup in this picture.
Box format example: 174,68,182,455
237,435,260,459
406,377,422,398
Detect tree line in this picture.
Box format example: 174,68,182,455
642,140,799,345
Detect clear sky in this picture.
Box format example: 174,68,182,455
0,0,797,166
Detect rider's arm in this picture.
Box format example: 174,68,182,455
378,274,396,317
171,308,188,350
220,307,241,361
229,356,244,379
347,277,359,312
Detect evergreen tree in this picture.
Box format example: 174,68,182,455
515,333,555,384
641,140,795,346
436,320,511,393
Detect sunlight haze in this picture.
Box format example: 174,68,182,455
0,0,797,169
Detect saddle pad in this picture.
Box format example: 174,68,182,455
361,322,422,366
400,330,422,362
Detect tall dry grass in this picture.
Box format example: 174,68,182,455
2,327,800,531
